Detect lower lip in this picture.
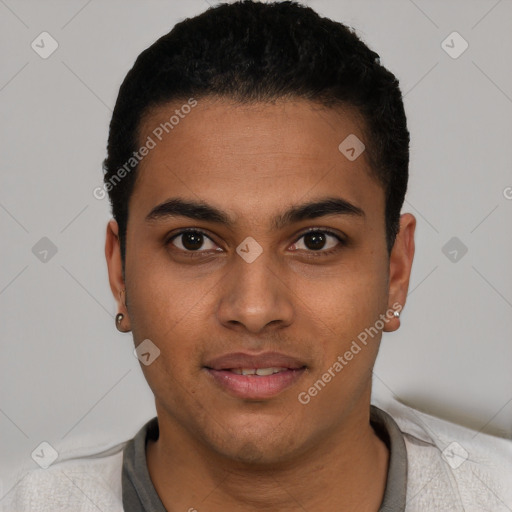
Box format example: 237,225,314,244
205,368,306,400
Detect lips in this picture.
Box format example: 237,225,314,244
204,352,307,400
204,352,306,371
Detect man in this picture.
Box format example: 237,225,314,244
3,1,511,511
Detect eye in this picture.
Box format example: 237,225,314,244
167,229,219,252
289,229,344,255
166,228,345,257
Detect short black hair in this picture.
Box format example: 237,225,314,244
103,0,409,271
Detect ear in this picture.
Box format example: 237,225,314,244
105,219,131,331
383,213,416,332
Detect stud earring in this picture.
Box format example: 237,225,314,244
115,312,125,332
393,310,401,318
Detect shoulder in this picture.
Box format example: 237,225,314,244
375,397,512,511
1,441,127,512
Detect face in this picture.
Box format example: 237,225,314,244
106,97,415,465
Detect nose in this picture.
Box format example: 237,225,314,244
216,250,294,335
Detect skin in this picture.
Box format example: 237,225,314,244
105,97,416,511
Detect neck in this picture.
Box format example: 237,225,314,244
147,394,389,512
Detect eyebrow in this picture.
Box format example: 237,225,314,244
145,196,365,230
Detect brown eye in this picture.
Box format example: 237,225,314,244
181,231,204,250
290,229,344,255
168,230,218,252
303,231,327,250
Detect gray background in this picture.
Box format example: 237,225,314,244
1,0,511,500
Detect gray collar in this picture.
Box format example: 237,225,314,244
122,405,407,511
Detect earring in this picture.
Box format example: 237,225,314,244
393,310,401,318
115,312,125,332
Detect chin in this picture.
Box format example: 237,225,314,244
219,440,294,467
206,422,305,467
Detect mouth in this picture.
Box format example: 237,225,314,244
203,352,307,400
227,367,290,376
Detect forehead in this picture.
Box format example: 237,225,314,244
130,97,383,227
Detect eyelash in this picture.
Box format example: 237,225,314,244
166,228,345,258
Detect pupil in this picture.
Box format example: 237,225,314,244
304,232,326,250
183,232,203,250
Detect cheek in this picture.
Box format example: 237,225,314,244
297,274,386,417
125,273,207,400
133,309,206,413
126,250,204,338
302,258,389,343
